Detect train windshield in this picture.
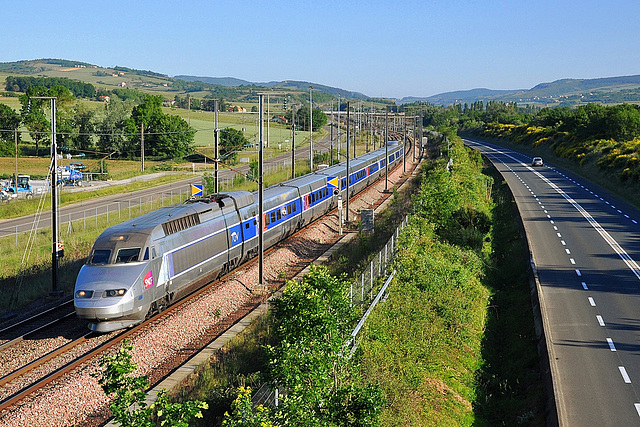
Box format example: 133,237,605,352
89,249,111,264
115,248,141,263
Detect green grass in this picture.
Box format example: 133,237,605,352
473,164,545,425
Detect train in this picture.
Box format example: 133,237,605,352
74,141,404,332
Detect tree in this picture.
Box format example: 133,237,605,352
70,104,96,151
266,266,384,426
19,85,76,156
20,88,50,156
124,95,195,159
96,99,135,157
287,105,327,132
219,127,249,163
0,104,21,156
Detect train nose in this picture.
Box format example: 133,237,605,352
74,294,131,320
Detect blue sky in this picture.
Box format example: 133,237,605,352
3,0,639,99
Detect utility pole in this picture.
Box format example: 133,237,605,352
214,99,220,193
385,108,389,192
32,96,62,296
291,105,296,179
258,94,264,289
330,102,334,165
14,129,18,190
403,117,407,172
346,101,350,223
337,94,341,160
141,123,145,172
309,88,313,170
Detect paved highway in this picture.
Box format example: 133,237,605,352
465,138,640,426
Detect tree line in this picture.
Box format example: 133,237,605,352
404,100,640,143
0,86,196,160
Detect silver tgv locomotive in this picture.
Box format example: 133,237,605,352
74,142,403,332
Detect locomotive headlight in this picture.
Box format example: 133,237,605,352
102,288,127,297
75,290,94,298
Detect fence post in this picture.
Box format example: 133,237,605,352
370,260,374,293
350,281,353,307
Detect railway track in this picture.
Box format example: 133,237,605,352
0,141,420,425
0,301,76,348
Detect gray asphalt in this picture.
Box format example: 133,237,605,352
466,138,640,426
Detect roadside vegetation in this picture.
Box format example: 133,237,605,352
404,100,640,208
170,132,544,425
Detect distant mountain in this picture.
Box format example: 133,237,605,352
400,88,520,106
175,76,369,100
400,74,640,106
174,75,253,87
4,59,640,106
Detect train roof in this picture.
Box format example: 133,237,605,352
97,192,253,238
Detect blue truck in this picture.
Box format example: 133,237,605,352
3,174,33,199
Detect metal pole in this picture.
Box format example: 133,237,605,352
385,109,389,192
413,116,417,162
403,117,406,172
141,123,145,172
337,96,341,159
50,97,62,296
309,87,313,171
346,101,350,223
258,95,265,288
353,103,357,159
214,100,220,193
291,105,296,179
330,103,334,165
14,129,18,191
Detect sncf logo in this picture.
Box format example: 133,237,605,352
143,271,154,289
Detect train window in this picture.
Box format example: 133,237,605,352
270,212,276,223
287,204,292,215
246,222,250,229
89,249,110,265
292,203,297,212
265,214,270,226
143,247,149,261
276,209,281,220
116,248,141,263
152,247,157,259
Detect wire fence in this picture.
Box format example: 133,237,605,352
349,215,408,308
252,214,411,410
